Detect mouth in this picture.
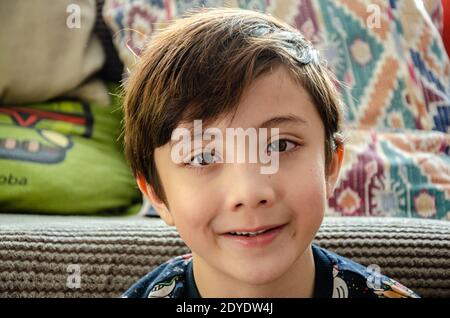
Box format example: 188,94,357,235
221,224,287,247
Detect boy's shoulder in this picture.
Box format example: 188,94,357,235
314,245,420,298
122,254,194,298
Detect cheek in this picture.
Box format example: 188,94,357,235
155,148,220,241
283,160,327,228
164,179,219,242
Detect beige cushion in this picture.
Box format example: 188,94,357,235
0,0,109,105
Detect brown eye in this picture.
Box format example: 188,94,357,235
267,139,297,154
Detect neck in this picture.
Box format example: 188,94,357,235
192,245,316,298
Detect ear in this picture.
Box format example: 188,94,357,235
136,174,175,226
326,144,344,199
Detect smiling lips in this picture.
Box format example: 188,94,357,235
221,224,286,247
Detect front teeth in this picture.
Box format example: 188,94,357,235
230,229,267,236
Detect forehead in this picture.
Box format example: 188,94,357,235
177,65,323,133
234,65,317,125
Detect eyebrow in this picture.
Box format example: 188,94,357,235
257,114,308,129
171,114,308,145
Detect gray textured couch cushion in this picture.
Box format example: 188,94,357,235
0,215,448,298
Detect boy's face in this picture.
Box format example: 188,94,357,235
138,64,343,286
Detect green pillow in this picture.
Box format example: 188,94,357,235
0,91,141,215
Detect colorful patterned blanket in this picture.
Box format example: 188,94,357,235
103,0,450,219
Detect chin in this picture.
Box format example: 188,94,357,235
233,261,289,286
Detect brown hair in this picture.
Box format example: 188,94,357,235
123,8,344,206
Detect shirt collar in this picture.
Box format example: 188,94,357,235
185,258,201,298
312,244,334,298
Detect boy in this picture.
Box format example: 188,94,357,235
122,8,418,298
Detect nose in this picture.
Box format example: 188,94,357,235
225,163,276,212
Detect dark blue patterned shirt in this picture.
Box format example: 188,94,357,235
122,245,419,298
